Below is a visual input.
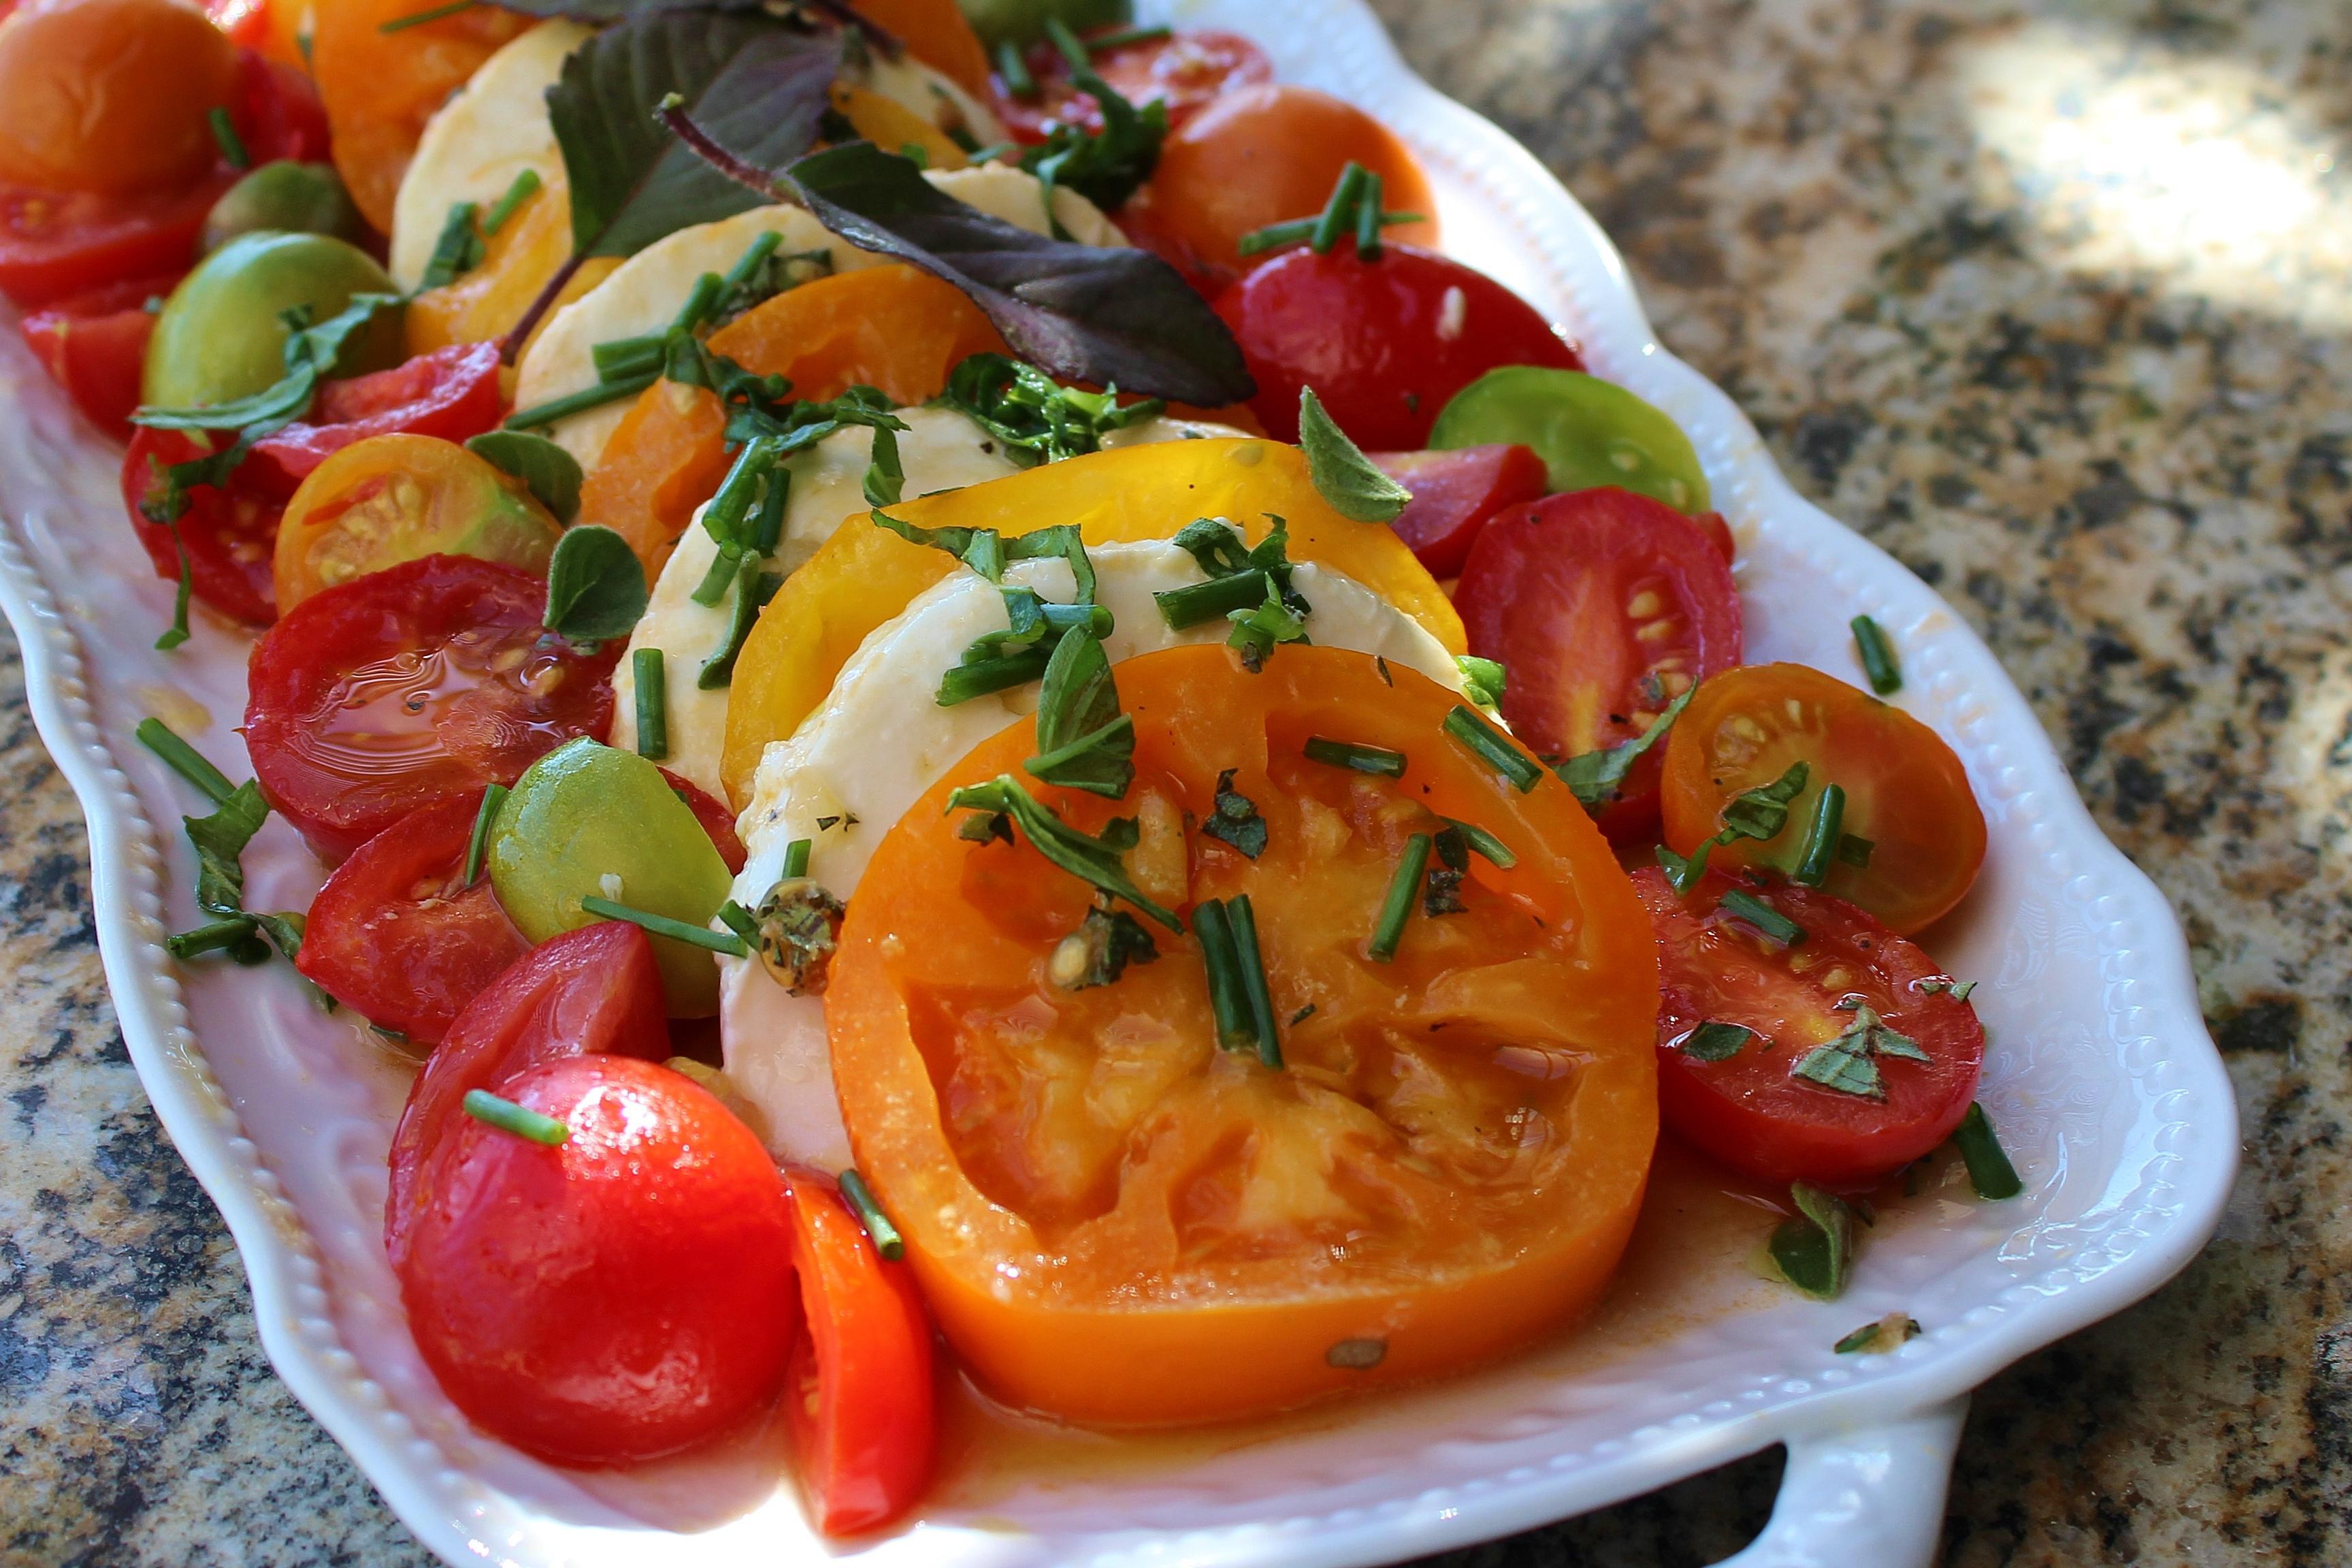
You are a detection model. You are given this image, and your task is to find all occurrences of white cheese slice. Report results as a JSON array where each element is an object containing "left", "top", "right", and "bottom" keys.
[
  {"left": 717, "top": 541, "right": 1465, "bottom": 1169},
  {"left": 858, "top": 52, "right": 1007, "bottom": 148}
]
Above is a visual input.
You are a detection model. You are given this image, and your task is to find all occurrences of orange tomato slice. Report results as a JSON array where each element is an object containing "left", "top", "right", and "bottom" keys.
[
  {"left": 404, "top": 178, "right": 619, "bottom": 359},
  {"left": 831, "top": 82, "right": 968, "bottom": 170},
  {"left": 853, "top": 0, "right": 993, "bottom": 100},
  {"left": 827, "top": 644, "right": 1659, "bottom": 1425}
]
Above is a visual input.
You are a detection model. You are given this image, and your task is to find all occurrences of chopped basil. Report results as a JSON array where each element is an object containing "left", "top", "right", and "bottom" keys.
[
  {"left": 1200, "top": 769, "right": 1267, "bottom": 859},
  {"left": 1851, "top": 613, "right": 1903, "bottom": 695},
  {"left": 958, "top": 810, "right": 1013, "bottom": 846},
  {"left": 1953, "top": 1102, "right": 2023, "bottom": 1199},
  {"left": 837, "top": 1169, "right": 904, "bottom": 1260},
  {"left": 1297, "top": 387, "right": 1410, "bottom": 523},
  {"left": 1369, "top": 832, "right": 1433, "bottom": 962},
  {"left": 1838, "top": 832, "right": 1877, "bottom": 868},
  {"left": 1049, "top": 902, "right": 1161, "bottom": 990},
  {"left": 1681, "top": 1021, "right": 1754, "bottom": 1062},
  {"left": 1026, "top": 630, "right": 1135, "bottom": 799},
  {"left": 1557, "top": 685, "right": 1694, "bottom": 812},
  {"left": 466, "top": 430, "right": 583, "bottom": 522},
  {"left": 461, "top": 1088, "right": 570, "bottom": 1146},
  {"left": 1659, "top": 762, "right": 1812, "bottom": 893},
  {"left": 1769, "top": 1181, "right": 1858, "bottom": 1298},
  {"left": 156, "top": 527, "right": 193, "bottom": 651},
  {"left": 135, "top": 293, "right": 404, "bottom": 437},
  {"left": 543, "top": 525, "right": 650, "bottom": 644},
  {"left": 1791, "top": 1000, "right": 1926, "bottom": 1098},
  {"left": 1021, "top": 19, "right": 1169, "bottom": 218},
  {"left": 1455, "top": 655, "right": 1507, "bottom": 712},
  {"left": 1442, "top": 705, "right": 1543, "bottom": 793},
  {"left": 947, "top": 775, "right": 1179, "bottom": 931},
  {"left": 1302, "top": 736, "right": 1405, "bottom": 778},
  {"left": 932, "top": 353, "right": 1162, "bottom": 466},
  {"left": 1834, "top": 1313, "right": 1921, "bottom": 1355},
  {"left": 747, "top": 877, "right": 847, "bottom": 994}
]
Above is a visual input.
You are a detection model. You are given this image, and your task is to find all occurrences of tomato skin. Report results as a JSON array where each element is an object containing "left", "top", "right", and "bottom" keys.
[
  {"left": 296, "top": 791, "right": 529, "bottom": 1047},
  {"left": 243, "top": 555, "right": 617, "bottom": 860},
  {"left": 385, "top": 920, "right": 670, "bottom": 1266},
  {"left": 225, "top": 48, "right": 331, "bottom": 167},
  {"left": 663, "top": 768, "right": 748, "bottom": 875},
  {"left": 1213, "top": 244, "right": 1579, "bottom": 449},
  {"left": 0, "top": 0, "right": 240, "bottom": 197},
  {"left": 399, "top": 1054, "right": 799, "bottom": 1465},
  {"left": 1633, "top": 866, "right": 1984, "bottom": 1188},
  {"left": 21, "top": 275, "right": 172, "bottom": 435},
  {"left": 1659, "top": 662, "right": 1987, "bottom": 935},
  {"left": 781, "top": 1172, "right": 935, "bottom": 1536},
  {"left": 993, "top": 28, "right": 1271, "bottom": 144},
  {"left": 1371, "top": 444, "right": 1548, "bottom": 579},
  {"left": 120, "top": 425, "right": 283, "bottom": 624},
  {"left": 0, "top": 175, "right": 231, "bottom": 310},
  {"left": 248, "top": 343, "right": 505, "bottom": 498},
  {"left": 1456, "top": 487, "right": 1743, "bottom": 838}
]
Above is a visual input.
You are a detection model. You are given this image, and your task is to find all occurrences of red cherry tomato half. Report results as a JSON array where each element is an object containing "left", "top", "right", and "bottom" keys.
[
  {"left": 782, "top": 1171, "right": 935, "bottom": 1536},
  {"left": 1455, "top": 487, "right": 1742, "bottom": 837},
  {"left": 0, "top": 174, "right": 231, "bottom": 310},
  {"left": 385, "top": 919, "right": 670, "bottom": 1266},
  {"left": 296, "top": 791, "right": 530, "bottom": 1047},
  {"left": 1371, "top": 444, "right": 1548, "bottom": 579},
  {"left": 21, "top": 273, "right": 174, "bottom": 436},
  {"left": 227, "top": 48, "right": 332, "bottom": 168},
  {"left": 244, "top": 555, "right": 617, "bottom": 860},
  {"left": 1633, "top": 865, "right": 1984, "bottom": 1188},
  {"left": 662, "top": 767, "right": 747, "bottom": 875},
  {"left": 120, "top": 425, "right": 284, "bottom": 625},
  {"left": 1213, "top": 242, "right": 1582, "bottom": 449},
  {"left": 992, "top": 28, "right": 1272, "bottom": 144},
  {"left": 248, "top": 344, "right": 506, "bottom": 499},
  {"left": 399, "top": 1054, "right": 798, "bottom": 1465}
]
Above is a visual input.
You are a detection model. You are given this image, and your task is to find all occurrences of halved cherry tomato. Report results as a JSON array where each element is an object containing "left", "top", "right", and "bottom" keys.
[
  {"left": 854, "top": 0, "right": 994, "bottom": 99},
  {"left": 399, "top": 1054, "right": 798, "bottom": 1465},
  {"left": 993, "top": 27, "right": 1271, "bottom": 144},
  {"left": 296, "top": 791, "right": 530, "bottom": 1047},
  {"left": 1215, "top": 244, "right": 1580, "bottom": 448},
  {"left": 227, "top": 48, "right": 332, "bottom": 167},
  {"left": 1633, "top": 866, "right": 1984, "bottom": 1187},
  {"left": 1659, "top": 662, "right": 1987, "bottom": 935},
  {"left": 665, "top": 768, "right": 748, "bottom": 875},
  {"left": 249, "top": 343, "right": 506, "bottom": 497},
  {"left": 1118, "top": 85, "right": 1436, "bottom": 291},
  {"left": 829, "top": 642, "right": 1658, "bottom": 1425},
  {"left": 385, "top": 919, "right": 670, "bottom": 1264},
  {"left": 781, "top": 1171, "right": 934, "bottom": 1535},
  {"left": 1456, "top": 487, "right": 1742, "bottom": 838},
  {"left": 0, "top": 0, "right": 239, "bottom": 197},
  {"left": 21, "top": 274, "right": 173, "bottom": 436},
  {"left": 1431, "top": 367, "right": 1712, "bottom": 516},
  {"left": 1371, "top": 444, "right": 1548, "bottom": 578},
  {"left": 120, "top": 426, "right": 283, "bottom": 624},
  {"left": 0, "top": 176, "right": 231, "bottom": 310},
  {"left": 244, "top": 554, "right": 617, "bottom": 860}
]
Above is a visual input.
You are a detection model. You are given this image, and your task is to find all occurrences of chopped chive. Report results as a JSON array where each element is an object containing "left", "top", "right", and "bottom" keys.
[
  {"left": 1153, "top": 570, "right": 1270, "bottom": 630},
  {"left": 698, "top": 553, "right": 765, "bottom": 690},
  {"left": 1085, "top": 23, "right": 1171, "bottom": 50},
  {"left": 1793, "top": 783, "right": 1846, "bottom": 887},
  {"left": 591, "top": 335, "right": 666, "bottom": 383},
  {"left": 783, "top": 838, "right": 812, "bottom": 879},
  {"left": 155, "top": 524, "right": 193, "bottom": 651},
  {"left": 1852, "top": 615, "right": 1903, "bottom": 695},
  {"left": 480, "top": 168, "right": 542, "bottom": 236},
  {"left": 669, "top": 272, "right": 725, "bottom": 339},
  {"left": 1355, "top": 169, "right": 1385, "bottom": 259},
  {"left": 135, "top": 718, "right": 237, "bottom": 804},
  {"left": 936, "top": 649, "right": 1052, "bottom": 706},
  {"left": 461, "top": 1088, "right": 569, "bottom": 1146},
  {"left": 1838, "top": 832, "right": 1876, "bottom": 868},
  {"left": 208, "top": 108, "right": 250, "bottom": 171},
  {"left": 1718, "top": 887, "right": 1804, "bottom": 945},
  {"left": 749, "top": 466, "right": 790, "bottom": 555},
  {"left": 838, "top": 1169, "right": 905, "bottom": 1260},
  {"left": 719, "top": 230, "right": 783, "bottom": 297},
  {"left": 579, "top": 894, "right": 751, "bottom": 956},
  {"left": 1311, "top": 163, "right": 1370, "bottom": 255},
  {"left": 504, "top": 372, "right": 658, "bottom": 431},
  {"left": 1226, "top": 894, "right": 1282, "bottom": 1069},
  {"left": 1954, "top": 1102, "right": 2022, "bottom": 1199},
  {"left": 419, "top": 201, "right": 483, "bottom": 291},
  {"left": 463, "top": 783, "right": 507, "bottom": 886},
  {"left": 1369, "top": 832, "right": 1433, "bottom": 962},
  {"left": 1303, "top": 736, "right": 1406, "bottom": 778},
  {"left": 690, "top": 543, "right": 742, "bottom": 607},
  {"left": 715, "top": 899, "right": 760, "bottom": 947},
  {"left": 996, "top": 38, "right": 1036, "bottom": 99},
  {"left": 632, "top": 648, "right": 668, "bottom": 760},
  {"left": 378, "top": 0, "right": 474, "bottom": 31},
  {"left": 1192, "top": 899, "right": 1252, "bottom": 1052},
  {"left": 1442, "top": 706, "right": 1543, "bottom": 793},
  {"left": 1236, "top": 218, "right": 1318, "bottom": 257},
  {"left": 699, "top": 435, "right": 785, "bottom": 561},
  {"left": 167, "top": 915, "right": 261, "bottom": 959},
  {"left": 1437, "top": 817, "right": 1517, "bottom": 869},
  {"left": 1041, "top": 16, "right": 1090, "bottom": 71}
]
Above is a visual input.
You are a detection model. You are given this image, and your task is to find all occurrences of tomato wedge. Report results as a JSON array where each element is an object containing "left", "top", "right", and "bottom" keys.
[
  {"left": 781, "top": 1171, "right": 935, "bottom": 1535},
  {"left": 0, "top": 174, "right": 230, "bottom": 311},
  {"left": 665, "top": 768, "right": 748, "bottom": 875},
  {"left": 226, "top": 48, "right": 331, "bottom": 167},
  {"left": 296, "top": 791, "right": 530, "bottom": 1047},
  {"left": 1659, "top": 662, "right": 1986, "bottom": 934},
  {"left": 21, "top": 274, "right": 173, "bottom": 436},
  {"left": 994, "top": 28, "right": 1272, "bottom": 143},
  {"left": 244, "top": 555, "right": 617, "bottom": 860},
  {"left": 1455, "top": 487, "right": 1742, "bottom": 838},
  {"left": 1633, "top": 866, "right": 1984, "bottom": 1187},
  {"left": 249, "top": 343, "right": 506, "bottom": 498},
  {"left": 120, "top": 426, "right": 284, "bottom": 625},
  {"left": 1371, "top": 444, "right": 1548, "bottom": 578}
]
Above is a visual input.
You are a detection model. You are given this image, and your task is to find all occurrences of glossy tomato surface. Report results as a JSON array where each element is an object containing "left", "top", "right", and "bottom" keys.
[
  {"left": 21, "top": 274, "right": 171, "bottom": 435},
  {"left": 244, "top": 555, "right": 617, "bottom": 860},
  {"left": 0, "top": 0, "right": 238, "bottom": 197},
  {"left": 295, "top": 791, "right": 529, "bottom": 1047},
  {"left": 1456, "top": 487, "right": 1742, "bottom": 836},
  {"left": 0, "top": 174, "right": 231, "bottom": 310},
  {"left": 994, "top": 28, "right": 1271, "bottom": 143},
  {"left": 1371, "top": 444, "right": 1548, "bottom": 579},
  {"left": 225, "top": 48, "right": 331, "bottom": 168},
  {"left": 120, "top": 425, "right": 284, "bottom": 625},
  {"left": 250, "top": 343, "right": 506, "bottom": 497},
  {"left": 398, "top": 1054, "right": 798, "bottom": 1465},
  {"left": 664, "top": 768, "right": 748, "bottom": 875},
  {"left": 1634, "top": 866, "right": 1984, "bottom": 1187},
  {"left": 1216, "top": 243, "right": 1581, "bottom": 448}
]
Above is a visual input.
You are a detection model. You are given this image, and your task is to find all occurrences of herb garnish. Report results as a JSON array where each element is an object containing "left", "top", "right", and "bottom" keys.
[
  {"left": 543, "top": 525, "right": 651, "bottom": 644},
  {"left": 1200, "top": 768, "right": 1267, "bottom": 858},
  {"left": 208, "top": 107, "right": 250, "bottom": 172},
  {"left": 1790, "top": 1000, "right": 1925, "bottom": 1097},
  {"left": 581, "top": 894, "right": 752, "bottom": 956},
  {"left": 135, "top": 294, "right": 404, "bottom": 436},
  {"left": 837, "top": 1169, "right": 904, "bottom": 1260},
  {"left": 1455, "top": 655, "right": 1507, "bottom": 713},
  {"left": 1792, "top": 781, "right": 1847, "bottom": 887},
  {"left": 1953, "top": 1102, "right": 2023, "bottom": 1198},
  {"left": 463, "top": 783, "right": 508, "bottom": 887},
  {"left": 481, "top": 169, "right": 543, "bottom": 237},
  {"left": 1438, "top": 816, "right": 1516, "bottom": 868},
  {"left": 1769, "top": 1181, "right": 1859, "bottom": 1298},
  {"left": 1424, "top": 827, "right": 1469, "bottom": 916},
  {"left": 378, "top": 0, "right": 475, "bottom": 33},
  {"left": 1556, "top": 685, "right": 1695, "bottom": 813},
  {"left": 947, "top": 775, "right": 1180, "bottom": 931},
  {"left": 420, "top": 200, "right": 485, "bottom": 291},
  {"left": 1835, "top": 1314, "right": 1921, "bottom": 1355},
  {"left": 1656, "top": 762, "right": 1810, "bottom": 893},
  {"left": 1680, "top": 1021, "right": 1754, "bottom": 1061},
  {"left": 1718, "top": 887, "right": 1806, "bottom": 947},
  {"left": 1193, "top": 895, "right": 1281, "bottom": 1066},
  {"left": 466, "top": 430, "right": 583, "bottom": 521},
  {"left": 1026, "top": 630, "right": 1135, "bottom": 798},
  {"left": 1235, "top": 162, "right": 1426, "bottom": 259},
  {"left": 1049, "top": 902, "right": 1160, "bottom": 990},
  {"left": 1914, "top": 976, "right": 1978, "bottom": 1002},
  {"left": 137, "top": 719, "right": 308, "bottom": 970},
  {"left": 747, "top": 877, "right": 847, "bottom": 993},
  {"left": 932, "top": 353, "right": 1161, "bottom": 465},
  {"left": 1851, "top": 613, "right": 1902, "bottom": 694},
  {"left": 698, "top": 554, "right": 782, "bottom": 689},
  {"left": 1019, "top": 19, "right": 1168, "bottom": 220},
  {"left": 1369, "top": 832, "right": 1433, "bottom": 962},
  {"left": 1442, "top": 705, "right": 1544, "bottom": 793},
  {"left": 1297, "top": 387, "right": 1410, "bottom": 523},
  {"left": 1152, "top": 517, "right": 1313, "bottom": 669},
  {"left": 1303, "top": 737, "right": 1405, "bottom": 778},
  {"left": 461, "top": 1088, "right": 570, "bottom": 1147}
]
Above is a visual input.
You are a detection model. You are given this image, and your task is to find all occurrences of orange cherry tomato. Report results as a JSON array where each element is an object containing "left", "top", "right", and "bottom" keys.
[
  {"left": 0, "top": 0, "right": 240, "bottom": 196},
  {"left": 1659, "top": 662, "right": 1987, "bottom": 935},
  {"left": 577, "top": 264, "right": 1006, "bottom": 576},
  {"left": 828, "top": 643, "right": 1659, "bottom": 1426},
  {"left": 853, "top": 0, "right": 992, "bottom": 99},
  {"left": 1120, "top": 84, "right": 1437, "bottom": 291}
]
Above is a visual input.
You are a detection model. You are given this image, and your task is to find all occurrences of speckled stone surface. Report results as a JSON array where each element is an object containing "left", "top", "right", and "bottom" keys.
[{"left": 3, "top": 0, "right": 2345, "bottom": 1562}]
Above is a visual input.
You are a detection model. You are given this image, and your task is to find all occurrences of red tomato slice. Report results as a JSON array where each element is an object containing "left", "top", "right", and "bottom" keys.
[
  {"left": 244, "top": 555, "right": 618, "bottom": 860},
  {"left": 227, "top": 48, "right": 332, "bottom": 167},
  {"left": 1633, "top": 865, "right": 1984, "bottom": 1188},
  {"left": 248, "top": 344, "right": 506, "bottom": 498},
  {"left": 383, "top": 919, "right": 670, "bottom": 1267},
  {"left": 992, "top": 28, "right": 1272, "bottom": 144},
  {"left": 781, "top": 1171, "right": 935, "bottom": 1537},
  {"left": 296, "top": 791, "right": 531, "bottom": 1047},
  {"left": 1371, "top": 444, "right": 1548, "bottom": 578},
  {"left": 1456, "top": 487, "right": 1742, "bottom": 837},
  {"left": 399, "top": 1054, "right": 798, "bottom": 1465},
  {"left": 120, "top": 425, "right": 284, "bottom": 625},
  {"left": 662, "top": 767, "right": 747, "bottom": 875},
  {"left": 0, "top": 174, "right": 231, "bottom": 310},
  {"left": 21, "top": 274, "right": 173, "bottom": 436}
]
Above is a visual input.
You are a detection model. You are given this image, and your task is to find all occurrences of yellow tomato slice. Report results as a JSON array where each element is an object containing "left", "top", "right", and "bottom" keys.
[
  {"left": 404, "top": 180, "right": 620, "bottom": 359},
  {"left": 830, "top": 83, "right": 968, "bottom": 170},
  {"left": 827, "top": 644, "right": 1659, "bottom": 1424},
  {"left": 719, "top": 438, "right": 1467, "bottom": 806}
]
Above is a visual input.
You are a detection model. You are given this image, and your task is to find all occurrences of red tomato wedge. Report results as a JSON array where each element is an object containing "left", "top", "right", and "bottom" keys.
[
  {"left": 243, "top": 555, "right": 617, "bottom": 860},
  {"left": 1456, "top": 487, "right": 1743, "bottom": 837},
  {"left": 781, "top": 1171, "right": 935, "bottom": 1537},
  {"left": 664, "top": 768, "right": 747, "bottom": 875},
  {"left": 1633, "top": 866, "right": 1984, "bottom": 1188},
  {"left": 21, "top": 274, "right": 172, "bottom": 436},
  {"left": 295, "top": 791, "right": 530, "bottom": 1046},
  {"left": 398, "top": 1054, "right": 798, "bottom": 1465},
  {"left": 121, "top": 426, "right": 284, "bottom": 625},
  {"left": 226, "top": 48, "right": 331, "bottom": 167},
  {"left": 0, "top": 174, "right": 231, "bottom": 310},
  {"left": 384, "top": 919, "right": 669, "bottom": 1267},
  {"left": 1213, "top": 243, "right": 1581, "bottom": 448},
  {"left": 1371, "top": 444, "right": 1548, "bottom": 578},
  {"left": 994, "top": 28, "right": 1272, "bottom": 144},
  {"left": 249, "top": 344, "right": 506, "bottom": 499}
]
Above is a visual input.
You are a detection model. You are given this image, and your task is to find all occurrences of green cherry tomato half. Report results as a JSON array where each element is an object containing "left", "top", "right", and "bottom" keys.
[
  {"left": 202, "top": 161, "right": 366, "bottom": 255},
  {"left": 1428, "top": 367, "right": 1712, "bottom": 515},
  {"left": 144, "top": 231, "right": 404, "bottom": 409},
  {"left": 489, "top": 739, "right": 735, "bottom": 1018},
  {"left": 956, "top": 0, "right": 1130, "bottom": 50}
]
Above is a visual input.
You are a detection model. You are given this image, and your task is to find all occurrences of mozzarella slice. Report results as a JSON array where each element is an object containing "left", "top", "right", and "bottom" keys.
[
  {"left": 389, "top": 20, "right": 592, "bottom": 293},
  {"left": 857, "top": 51, "right": 1007, "bottom": 148},
  {"left": 612, "top": 406, "right": 1024, "bottom": 796},
  {"left": 718, "top": 541, "right": 1465, "bottom": 1168}
]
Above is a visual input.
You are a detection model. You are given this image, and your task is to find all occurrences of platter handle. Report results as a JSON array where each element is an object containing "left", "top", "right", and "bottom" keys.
[{"left": 1713, "top": 1396, "right": 1968, "bottom": 1568}]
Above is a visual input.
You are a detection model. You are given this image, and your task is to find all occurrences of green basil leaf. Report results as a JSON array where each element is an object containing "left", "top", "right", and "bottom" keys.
[
  {"left": 1455, "top": 655, "right": 1507, "bottom": 712},
  {"left": 466, "top": 430, "right": 585, "bottom": 522},
  {"left": 1557, "top": 684, "right": 1695, "bottom": 811},
  {"left": 1769, "top": 1181, "right": 1858, "bottom": 1298},
  {"left": 1680, "top": 1021, "right": 1753, "bottom": 1062},
  {"left": 1016, "top": 53, "right": 1166, "bottom": 215},
  {"left": 544, "top": 525, "right": 650, "bottom": 642},
  {"left": 133, "top": 293, "right": 404, "bottom": 433},
  {"left": 1298, "top": 387, "right": 1411, "bottom": 523},
  {"left": 1720, "top": 762, "right": 1810, "bottom": 840},
  {"left": 1200, "top": 768, "right": 1267, "bottom": 858},
  {"left": 185, "top": 781, "right": 270, "bottom": 919},
  {"left": 1025, "top": 628, "right": 1133, "bottom": 798}
]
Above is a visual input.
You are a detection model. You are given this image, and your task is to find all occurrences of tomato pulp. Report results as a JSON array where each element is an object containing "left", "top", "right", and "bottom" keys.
[
  {"left": 1371, "top": 444, "right": 1549, "bottom": 579},
  {"left": 250, "top": 343, "right": 506, "bottom": 498},
  {"left": 120, "top": 426, "right": 286, "bottom": 625},
  {"left": 21, "top": 274, "right": 173, "bottom": 435}
]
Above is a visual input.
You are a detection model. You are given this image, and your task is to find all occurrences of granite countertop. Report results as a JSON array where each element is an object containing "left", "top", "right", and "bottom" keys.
[{"left": 2, "top": 0, "right": 2341, "bottom": 1561}]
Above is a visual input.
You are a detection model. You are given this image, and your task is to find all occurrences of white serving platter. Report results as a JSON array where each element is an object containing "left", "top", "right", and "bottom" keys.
[{"left": 0, "top": 1, "right": 2238, "bottom": 1564}]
